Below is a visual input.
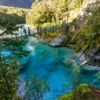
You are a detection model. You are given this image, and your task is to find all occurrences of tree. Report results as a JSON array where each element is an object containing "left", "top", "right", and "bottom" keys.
[
  {"left": 0, "top": 20, "right": 26, "bottom": 100},
  {"left": 0, "top": 53, "right": 21, "bottom": 100},
  {"left": 26, "top": 0, "right": 71, "bottom": 26},
  {"left": 26, "top": 0, "right": 55, "bottom": 27},
  {"left": 26, "top": 77, "right": 50, "bottom": 100},
  {"left": 0, "top": 20, "right": 18, "bottom": 35}
]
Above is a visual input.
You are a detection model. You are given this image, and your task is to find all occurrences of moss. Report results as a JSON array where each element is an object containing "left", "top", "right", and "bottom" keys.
[{"left": 59, "top": 84, "right": 93, "bottom": 100}]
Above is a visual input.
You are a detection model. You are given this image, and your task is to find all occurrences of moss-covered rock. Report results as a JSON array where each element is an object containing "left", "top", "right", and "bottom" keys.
[{"left": 59, "top": 84, "right": 100, "bottom": 100}]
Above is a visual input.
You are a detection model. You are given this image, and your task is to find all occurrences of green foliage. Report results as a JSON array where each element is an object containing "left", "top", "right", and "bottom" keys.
[
  {"left": 26, "top": 0, "right": 86, "bottom": 43},
  {"left": 26, "top": 0, "right": 71, "bottom": 27},
  {"left": 26, "top": 0, "right": 55, "bottom": 27},
  {"left": 0, "top": 41, "right": 27, "bottom": 100},
  {"left": 59, "top": 84, "right": 93, "bottom": 100},
  {"left": 0, "top": 6, "right": 28, "bottom": 24},
  {"left": 26, "top": 0, "right": 85, "bottom": 27},
  {"left": 83, "top": 8, "right": 100, "bottom": 39},
  {"left": 69, "top": 0, "right": 83, "bottom": 8},
  {"left": 26, "top": 77, "right": 50, "bottom": 100},
  {"left": 0, "top": 20, "right": 29, "bottom": 100},
  {"left": 70, "top": 2, "right": 100, "bottom": 51},
  {"left": 0, "top": 53, "right": 21, "bottom": 100},
  {"left": 0, "top": 20, "right": 18, "bottom": 34}
]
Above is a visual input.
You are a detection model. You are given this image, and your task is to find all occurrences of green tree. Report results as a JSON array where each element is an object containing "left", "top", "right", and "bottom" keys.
[
  {"left": 26, "top": 0, "right": 70, "bottom": 26},
  {"left": 27, "top": 0, "right": 55, "bottom": 27},
  {"left": 0, "top": 20, "right": 26, "bottom": 100},
  {"left": 26, "top": 77, "right": 50, "bottom": 100},
  {"left": 0, "top": 53, "right": 21, "bottom": 100}
]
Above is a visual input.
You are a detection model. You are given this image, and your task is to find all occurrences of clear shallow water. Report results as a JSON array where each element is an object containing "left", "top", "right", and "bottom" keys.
[{"left": 18, "top": 37, "right": 100, "bottom": 100}]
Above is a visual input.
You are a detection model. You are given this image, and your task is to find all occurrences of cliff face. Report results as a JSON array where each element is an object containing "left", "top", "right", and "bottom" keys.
[
  {"left": 73, "top": 0, "right": 100, "bottom": 49},
  {"left": 76, "top": 0, "right": 100, "bottom": 25},
  {"left": 0, "top": 0, "right": 34, "bottom": 8},
  {"left": 68, "top": 0, "right": 100, "bottom": 65}
]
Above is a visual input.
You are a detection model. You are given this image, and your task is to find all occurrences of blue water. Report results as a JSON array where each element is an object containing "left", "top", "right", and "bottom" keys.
[
  {"left": 1, "top": 37, "right": 100, "bottom": 99},
  {"left": 17, "top": 37, "right": 100, "bottom": 100}
]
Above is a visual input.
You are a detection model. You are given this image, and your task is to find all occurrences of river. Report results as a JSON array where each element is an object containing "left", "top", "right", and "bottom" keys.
[{"left": 17, "top": 37, "right": 100, "bottom": 100}]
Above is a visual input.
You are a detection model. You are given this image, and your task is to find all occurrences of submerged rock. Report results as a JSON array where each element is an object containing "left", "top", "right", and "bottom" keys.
[
  {"left": 82, "top": 65, "right": 100, "bottom": 71},
  {"left": 62, "top": 57, "right": 76, "bottom": 67}
]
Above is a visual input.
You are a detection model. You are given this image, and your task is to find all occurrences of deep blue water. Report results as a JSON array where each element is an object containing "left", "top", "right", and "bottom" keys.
[
  {"left": 18, "top": 37, "right": 100, "bottom": 100},
  {"left": 1, "top": 37, "right": 100, "bottom": 100}
]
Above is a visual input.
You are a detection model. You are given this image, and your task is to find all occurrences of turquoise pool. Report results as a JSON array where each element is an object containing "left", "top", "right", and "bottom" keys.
[{"left": 18, "top": 37, "right": 100, "bottom": 100}]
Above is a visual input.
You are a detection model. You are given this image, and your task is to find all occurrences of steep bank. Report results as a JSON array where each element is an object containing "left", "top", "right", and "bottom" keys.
[{"left": 66, "top": 0, "right": 100, "bottom": 66}]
